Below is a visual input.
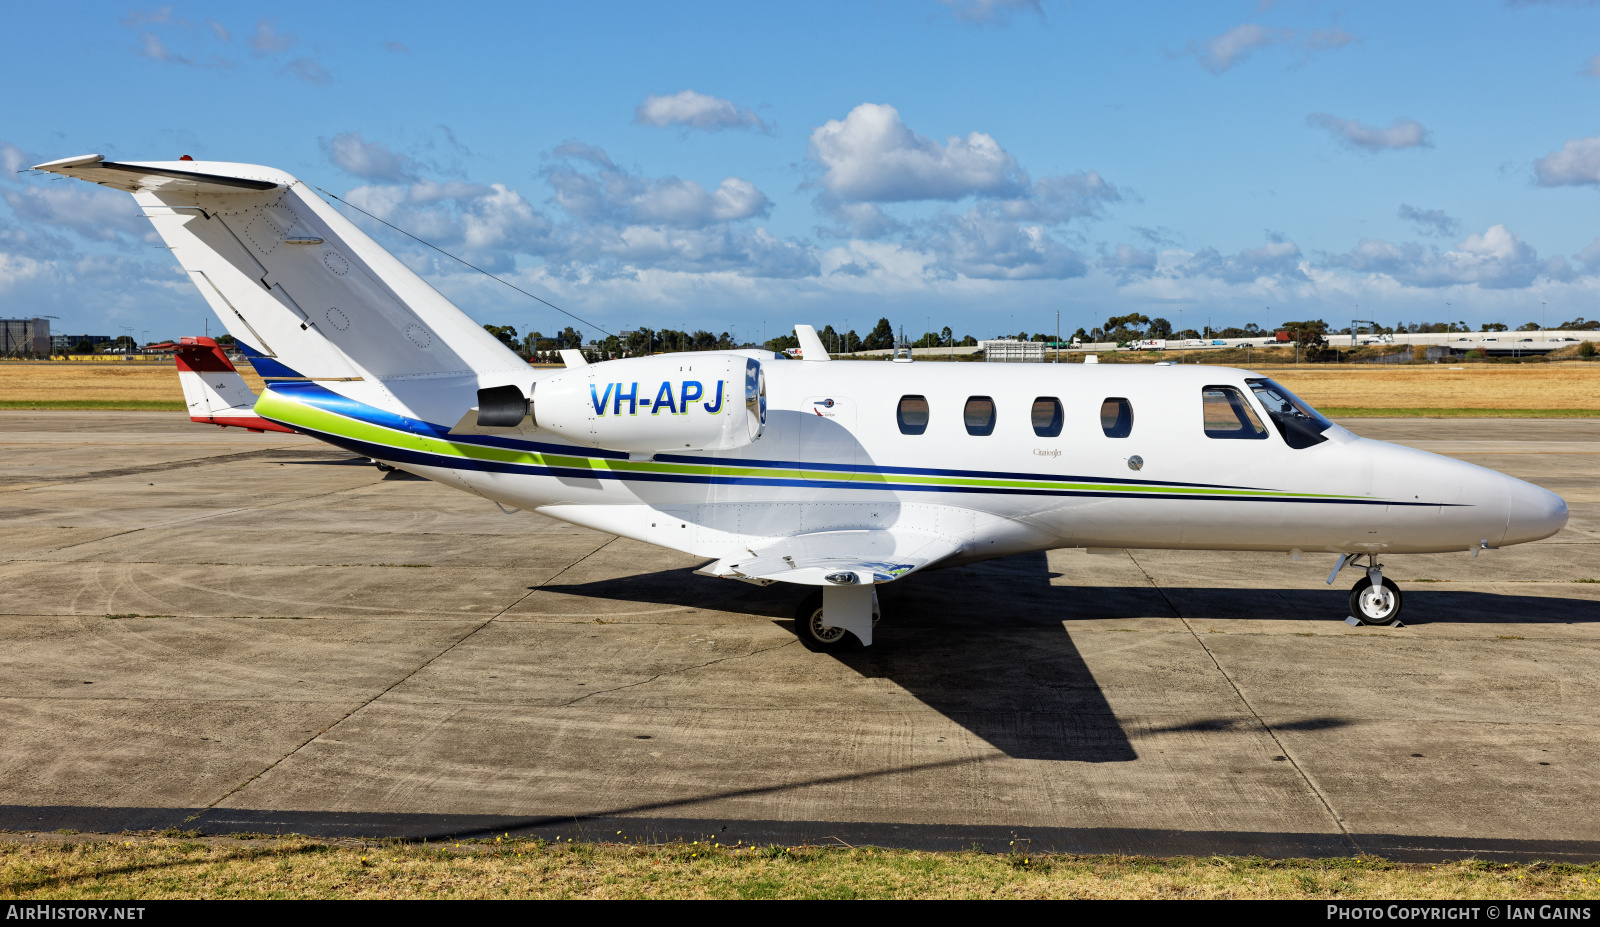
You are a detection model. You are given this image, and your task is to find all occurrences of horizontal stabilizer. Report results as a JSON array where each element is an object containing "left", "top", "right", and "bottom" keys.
[
  {"left": 31, "top": 155, "right": 282, "bottom": 194},
  {"left": 696, "top": 528, "right": 961, "bottom": 586}
]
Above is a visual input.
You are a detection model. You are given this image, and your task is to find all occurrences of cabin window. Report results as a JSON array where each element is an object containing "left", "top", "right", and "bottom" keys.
[
  {"left": 897, "top": 395, "right": 929, "bottom": 435},
  {"left": 1031, "top": 397, "right": 1064, "bottom": 437},
  {"left": 1202, "top": 386, "right": 1268, "bottom": 439},
  {"left": 964, "top": 396, "right": 997, "bottom": 436},
  {"left": 1246, "top": 378, "right": 1332, "bottom": 449},
  {"left": 1100, "top": 398, "right": 1133, "bottom": 438}
]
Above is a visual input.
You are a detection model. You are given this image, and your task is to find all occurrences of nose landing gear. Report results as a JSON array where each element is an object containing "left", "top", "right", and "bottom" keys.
[{"left": 1328, "top": 553, "right": 1404, "bottom": 627}]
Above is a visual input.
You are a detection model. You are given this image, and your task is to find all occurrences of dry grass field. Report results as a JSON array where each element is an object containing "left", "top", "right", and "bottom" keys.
[
  {"left": 0, "top": 361, "right": 263, "bottom": 409},
  {"left": 1265, "top": 363, "right": 1600, "bottom": 413},
  {"left": 0, "top": 358, "right": 1595, "bottom": 413},
  {"left": 5, "top": 836, "right": 1600, "bottom": 900}
]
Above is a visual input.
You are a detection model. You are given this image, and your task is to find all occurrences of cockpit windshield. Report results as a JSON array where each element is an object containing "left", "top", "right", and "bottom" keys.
[{"left": 1245, "top": 378, "right": 1333, "bottom": 449}]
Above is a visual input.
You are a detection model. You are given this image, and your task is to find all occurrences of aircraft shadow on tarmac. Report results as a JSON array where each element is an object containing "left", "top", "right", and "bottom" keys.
[
  {"left": 544, "top": 549, "right": 1599, "bottom": 764},
  {"left": 546, "top": 550, "right": 1139, "bottom": 763}
]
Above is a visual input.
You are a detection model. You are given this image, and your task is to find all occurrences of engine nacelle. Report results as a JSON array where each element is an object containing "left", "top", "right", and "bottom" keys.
[{"left": 523, "top": 353, "right": 766, "bottom": 454}]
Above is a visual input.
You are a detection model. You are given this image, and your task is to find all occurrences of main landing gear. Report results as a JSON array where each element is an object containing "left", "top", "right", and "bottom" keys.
[
  {"left": 1328, "top": 553, "right": 1403, "bottom": 627},
  {"left": 793, "top": 588, "right": 881, "bottom": 652}
]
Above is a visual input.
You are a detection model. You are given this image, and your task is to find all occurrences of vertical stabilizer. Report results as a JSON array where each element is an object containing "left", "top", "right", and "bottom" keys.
[{"left": 31, "top": 156, "right": 530, "bottom": 419}]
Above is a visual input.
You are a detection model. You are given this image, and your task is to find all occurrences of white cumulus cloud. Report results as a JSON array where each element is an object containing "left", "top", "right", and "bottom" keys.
[
  {"left": 635, "top": 90, "right": 768, "bottom": 133},
  {"left": 543, "top": 147, "right": 771, "bottom": 229},
  {"left": 808, "top": 103, "right": 1026, "bottom": 203},
  {"left": 1534, "top": 134, "right": 1600, "bottom": 186},
  {"left": 1324, "top": 224, "right": 1564, "bottom": 289},
  {"left": 920, "top": 210, "right": 1088, "bottom": 280},
  {"left": 1, "top": 183, "right": 152, "bottom": 244},
  {"left": 537, "top": 143, "right": 807, "bottom": 278},
  {"left": 1307, "top": 114, "right": 1432, "bottom": 152},
  {"left": 1101, "top": 243, "right": 1158, "bottom": 282},
  {"left": 1184, "top": 238, "right": 1307, "bottom": 284}
]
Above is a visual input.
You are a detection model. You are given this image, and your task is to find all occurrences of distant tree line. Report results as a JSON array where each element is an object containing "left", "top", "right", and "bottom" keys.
[{"left": 763, "top": 318, "right": 979, "bottom": 354}]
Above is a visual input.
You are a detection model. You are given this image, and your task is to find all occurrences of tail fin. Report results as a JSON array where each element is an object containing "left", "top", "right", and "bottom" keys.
[
  {"left": 173, "top": 336, "right": 294, "bottom": 433},
  {"left": 32, "top": 155, "right": 527, "bottom": 412}
]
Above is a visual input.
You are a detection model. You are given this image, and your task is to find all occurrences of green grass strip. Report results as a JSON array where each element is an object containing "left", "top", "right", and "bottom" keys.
[
  {"left": 0, "top": 399, "right": 187, "bottom": 411},
  {"left": 1324, "top": 407, "right": 1600, "bottom": 418}
]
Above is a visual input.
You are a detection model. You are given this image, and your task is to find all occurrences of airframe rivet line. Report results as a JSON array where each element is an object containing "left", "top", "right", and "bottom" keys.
[
  {"left": 1122, "top": 550, "right": 1362, "bottom": 853},
  {"left": 189, "top": 531, "right": 622, "bottom": 817}
]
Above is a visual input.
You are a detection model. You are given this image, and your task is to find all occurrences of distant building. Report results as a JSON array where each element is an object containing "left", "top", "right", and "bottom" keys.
[
  {"left": 0, "top": 318, "right": 51, "bottom": 356},
  {"left": 51, "top": 334, "right": 112, "bottom": 352},
  {"left": 979, "top": 338, "right": 1046, "bottom": 363}
]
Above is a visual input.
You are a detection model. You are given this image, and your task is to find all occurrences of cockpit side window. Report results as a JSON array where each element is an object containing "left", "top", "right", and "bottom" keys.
[
  {"left": 897, "top": 395, "right": 929, "bottom": 435},
  {"left": 1202, "top": 386, "right": 1268, "bottom": 439},
  {"left": 1100, "top": 398, "right": 1133, "bottom": 438},
  {"left": 1246, "top": 377, "right": 1332, "bottom": 449}
]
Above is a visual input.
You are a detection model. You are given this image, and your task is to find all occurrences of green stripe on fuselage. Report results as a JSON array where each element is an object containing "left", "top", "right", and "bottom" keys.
[{"left": 255, "top": 387, "right": 1364, "bottom": 501}]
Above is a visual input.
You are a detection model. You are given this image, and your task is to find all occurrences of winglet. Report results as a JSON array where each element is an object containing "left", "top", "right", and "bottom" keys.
[
  {"left": 558, "top": 349, "right": 588, "bottom": 368},
  {"left": 794, "top": 324, "right": 831, "bottom": 362}
]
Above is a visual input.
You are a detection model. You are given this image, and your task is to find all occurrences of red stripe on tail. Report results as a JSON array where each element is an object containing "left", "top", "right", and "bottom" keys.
[
  {"left": 191, "top": 414, "right": 296, "bottom": 434},
  {"left": 174, "top": 336, "right": 237, "bottom": 374}
]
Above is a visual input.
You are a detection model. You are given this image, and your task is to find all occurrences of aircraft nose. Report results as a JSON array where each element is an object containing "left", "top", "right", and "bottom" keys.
[{"left": 1502, "top": 478, "right": 1568, "bottom": 546}]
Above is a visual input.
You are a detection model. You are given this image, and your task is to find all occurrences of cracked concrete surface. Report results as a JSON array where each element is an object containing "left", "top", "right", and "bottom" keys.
[{"left": 0, "top": 412, "right": 1597, "bottom": 856}]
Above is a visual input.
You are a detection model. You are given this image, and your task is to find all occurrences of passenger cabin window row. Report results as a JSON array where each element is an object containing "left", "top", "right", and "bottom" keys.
[
  {"left": 894, "top": 378, "right": 1331, "bottom": 448},
  {"left": 896, "top": 394, "right": 1129, "bottom": 438}
]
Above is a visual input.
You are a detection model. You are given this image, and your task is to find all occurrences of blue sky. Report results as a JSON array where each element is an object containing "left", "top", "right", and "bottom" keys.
[{"left": 4, "top": 0, "right": 1600, "bottom": 343}]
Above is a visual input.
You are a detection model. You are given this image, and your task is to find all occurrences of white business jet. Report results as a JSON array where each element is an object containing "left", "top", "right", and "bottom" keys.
[{"left": 33, "top": 155, "right": 1569, "bottom": 648}]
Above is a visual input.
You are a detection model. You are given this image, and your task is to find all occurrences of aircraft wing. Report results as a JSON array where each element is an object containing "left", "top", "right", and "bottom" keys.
[{"left": 695, "top": 528, "right": 963, "bottom": 586}]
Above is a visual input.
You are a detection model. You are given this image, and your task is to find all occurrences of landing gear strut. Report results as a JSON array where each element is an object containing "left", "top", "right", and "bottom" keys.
[{"left": 1328, "top": 553, "right": 1403, "bottom": 626}]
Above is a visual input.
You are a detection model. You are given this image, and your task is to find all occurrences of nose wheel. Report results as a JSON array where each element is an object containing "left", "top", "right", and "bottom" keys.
[
  {"left": 1349, "top": 574, "right": 1403, "bottom": 625},
  {"left": 1329, "top": 553, "right": 1405, "bottom": 626}
]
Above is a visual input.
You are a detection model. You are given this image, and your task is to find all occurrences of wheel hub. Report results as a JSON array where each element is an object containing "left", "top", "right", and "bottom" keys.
[
  {"left": 809, "top": 611, "right": 846, "bottom": 643},
  {"left": 1360, "top": 587, "right": 1393, "bottom": 618}
]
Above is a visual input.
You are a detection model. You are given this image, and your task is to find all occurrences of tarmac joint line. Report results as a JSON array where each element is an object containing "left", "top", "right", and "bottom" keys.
[
  {"left": 187, "top": 533, "right": 621, "bottom": 819},
  {"left": 1123, "top": 549, "right": 1363, "bottom": 854}
]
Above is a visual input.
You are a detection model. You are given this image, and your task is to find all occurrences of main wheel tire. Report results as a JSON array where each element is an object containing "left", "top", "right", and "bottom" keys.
[
  {"left": 1349, "top": 575, "right": 1403, "bottom": 624},
  {"left": 794, "top": 590, "right": 858, "bottom": 652}
]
